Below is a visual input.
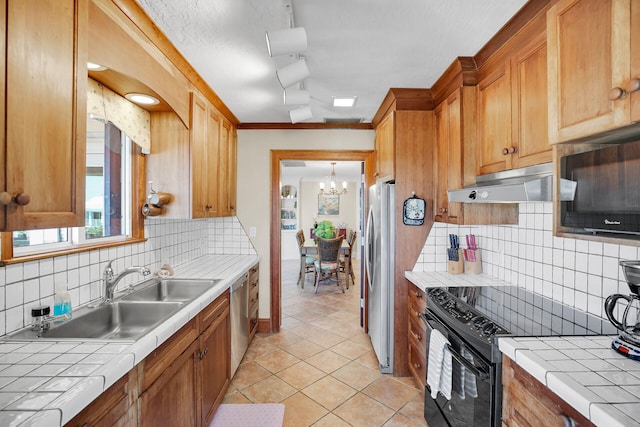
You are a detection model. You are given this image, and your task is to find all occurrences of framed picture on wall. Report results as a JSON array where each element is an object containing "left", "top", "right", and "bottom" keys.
[{"left": 318, "top": 194, "right": 340, "bottom": 215}]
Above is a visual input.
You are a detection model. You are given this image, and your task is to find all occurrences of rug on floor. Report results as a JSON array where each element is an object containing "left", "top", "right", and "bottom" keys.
[{"left": 209, "top": 403, "right": 285, "bottom": 427}]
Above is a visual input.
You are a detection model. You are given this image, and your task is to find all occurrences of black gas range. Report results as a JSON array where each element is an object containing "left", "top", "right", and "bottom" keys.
[{"left": 420, "top": 285, "right": 616, "bottom": 427}]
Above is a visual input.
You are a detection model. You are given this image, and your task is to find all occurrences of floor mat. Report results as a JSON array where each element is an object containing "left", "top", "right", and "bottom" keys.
[{"left": 209, "top": 403, "right": 285, "bottom": 427}]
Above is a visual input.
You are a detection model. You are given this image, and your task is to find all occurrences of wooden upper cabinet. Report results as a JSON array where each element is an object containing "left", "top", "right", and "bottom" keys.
[
  {"left": 191, "top": 92, "right": 220, "bottom": 218},
  {"left": 511, "top": 38, "right": 550, "bottom": 168},
  {"left": 375, "top": 113, "right": 395, "bottom": 180},
  {"left": 477, "top": 64, "right": 513, "bottom": 175},
  {"left": 434, "top": 87, "right": 475, "bottom": 224},
  {"left": 1, "top": 0, "right": 87, "bottom": 231},
  {"left": 547, "top": 0, "right": 637, "bottom": 143},
  {"left": 218, "top": 119, "right": 236, "bottom": 217},
  {"left": 477, "top": 34, "right": 550, "bottom": 175}
]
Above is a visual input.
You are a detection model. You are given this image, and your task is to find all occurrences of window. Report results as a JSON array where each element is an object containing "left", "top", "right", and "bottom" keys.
[{"left": 12, "top": 117, "right": 133, "bottom": 255}]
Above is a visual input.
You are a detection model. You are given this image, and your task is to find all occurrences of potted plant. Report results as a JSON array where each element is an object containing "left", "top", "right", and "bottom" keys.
[{"left": 314, "top": 220, "right": 336, "bottom": 240}]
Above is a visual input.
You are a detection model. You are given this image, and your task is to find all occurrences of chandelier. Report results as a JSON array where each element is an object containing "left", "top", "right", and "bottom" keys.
[{"left": 319, "top": 162, "right": 347, "bottom": 195}]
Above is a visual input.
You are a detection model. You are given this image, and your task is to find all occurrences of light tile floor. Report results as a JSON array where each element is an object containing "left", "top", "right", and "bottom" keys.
[{"left": 223, "top": 258, "right": 428, "bottom": 427}]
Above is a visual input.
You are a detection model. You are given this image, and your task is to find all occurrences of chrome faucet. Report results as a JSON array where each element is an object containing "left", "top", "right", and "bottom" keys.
[{"left": 103, "top": 260, "right": 151, "bottom": 302}]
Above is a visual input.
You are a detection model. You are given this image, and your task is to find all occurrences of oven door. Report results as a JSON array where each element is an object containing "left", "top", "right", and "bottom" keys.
[{"left": 420, "top": 310, "right": 497, "bottom": 427}]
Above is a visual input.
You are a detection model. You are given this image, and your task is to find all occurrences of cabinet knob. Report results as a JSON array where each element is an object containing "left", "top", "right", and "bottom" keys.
[
  {"left": 415, "top": 292, "right": 422, "bottom": 298},
  {"left": 0, "top": 192, "right": 12, "bottom": 206},
  {"left": 627, "top": 78, "right": 640, "bottom": 94},
  {"left": 414, "top": 363, "right": 421, "bottom": 370},
  {"left": 205, "top": 204, "right": 212, "bottom": 210},
  {"left": 608, "top": 86, "right": 627, "bottom": 100},
  {"left": 502, "top": 146, "right": 517, "bottom": 155}
]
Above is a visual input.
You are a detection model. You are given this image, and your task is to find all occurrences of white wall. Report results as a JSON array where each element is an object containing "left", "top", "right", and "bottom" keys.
[
  {"left": 414, "top": 202, "right": 637, "bottom": 320},
  {"left": 236, "top": 129, "right": 374, "bottom": 317}
]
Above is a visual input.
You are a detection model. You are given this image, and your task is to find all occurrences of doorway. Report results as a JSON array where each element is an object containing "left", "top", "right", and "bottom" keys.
[{"left": 269, "top": 150, "right": 375, "bottom": 333}]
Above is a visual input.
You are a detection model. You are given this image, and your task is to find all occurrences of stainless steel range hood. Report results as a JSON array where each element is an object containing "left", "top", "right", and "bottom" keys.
[{"left": 447, "top": 163, "right": 577, "bottom": 203}]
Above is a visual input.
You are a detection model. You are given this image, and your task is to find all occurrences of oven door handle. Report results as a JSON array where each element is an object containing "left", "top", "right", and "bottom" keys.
[{"left": 419, "top": 312, "right": 490, "bottom": 381}]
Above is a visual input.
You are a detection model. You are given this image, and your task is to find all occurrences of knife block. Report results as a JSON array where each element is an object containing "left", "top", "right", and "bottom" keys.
[
  {"left": 465, "top": 251, "right": 482, "bottom": 275},
  {"left": 447, "top": 249, "right": 464, "bottom": 275}
]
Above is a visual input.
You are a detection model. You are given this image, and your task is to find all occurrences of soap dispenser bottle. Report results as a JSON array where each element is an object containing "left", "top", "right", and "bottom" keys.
[{"left": 53, "top": 283, "right": 72, "bottom": 320}]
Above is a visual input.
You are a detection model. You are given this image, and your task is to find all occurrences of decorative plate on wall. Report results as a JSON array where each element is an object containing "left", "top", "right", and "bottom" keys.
[{"left": 403, "top": 194, "right": 425, "bottom": 226}]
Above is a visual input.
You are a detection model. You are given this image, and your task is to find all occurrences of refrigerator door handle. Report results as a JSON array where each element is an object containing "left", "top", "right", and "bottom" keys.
[{"left": 365, "top": 205, "right": 375, "bottom": 292}]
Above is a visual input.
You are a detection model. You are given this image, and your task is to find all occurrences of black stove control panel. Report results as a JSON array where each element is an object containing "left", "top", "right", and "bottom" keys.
[{"left": 426, "top": 288, "right": 510, "bottom": 344}]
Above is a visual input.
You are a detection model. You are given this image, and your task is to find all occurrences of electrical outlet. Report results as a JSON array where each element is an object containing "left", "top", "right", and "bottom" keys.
[{"left": 250, "top": 227, "right": 256, "bottom": 237}]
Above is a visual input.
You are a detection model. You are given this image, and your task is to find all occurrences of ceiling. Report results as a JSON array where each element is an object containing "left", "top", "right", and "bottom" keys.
[{"left": 135, "top": 0, "right": 528, "bottom": 125}]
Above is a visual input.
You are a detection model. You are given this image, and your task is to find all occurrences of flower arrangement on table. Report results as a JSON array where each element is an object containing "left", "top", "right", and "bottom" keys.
[{"left": 313, "top": 220, "right": 336, "bottom": 240}]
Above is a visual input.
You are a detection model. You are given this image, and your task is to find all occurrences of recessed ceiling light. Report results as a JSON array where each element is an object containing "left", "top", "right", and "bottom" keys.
[
  {"left": 87, "top": 62, "right": 107, "bottom": 71},
  {"left": 332, "top": 97, "right": 357, "bottom": 108},
  {"left": 125, "top": 93, "right": 160, "bottom": 105}
]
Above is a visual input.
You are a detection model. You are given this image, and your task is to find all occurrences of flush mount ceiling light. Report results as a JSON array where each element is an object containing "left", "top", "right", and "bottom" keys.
[
  {"left": 276, "top": 58, "right": 310, "bottom": 88},
  {"left": 284, "top": 88, "right": 310, "bottom": 105},
  {"left": 289, "top": 106, "right": 312, "bottom": 124},
  {"left": 319, "top": 162, "right": 347, "bottom": 196},
  {"left": 87, "top": 62, "right": 107, "bottom": 71},
  {"left": 125, "top": 93, "right": 160, "bottom": 105},
  {"left": 332, "top": 96, "right": 358, "bottom": 108},
  {"left": 265, "top": 27, "right": 307, "bottom": 57}
]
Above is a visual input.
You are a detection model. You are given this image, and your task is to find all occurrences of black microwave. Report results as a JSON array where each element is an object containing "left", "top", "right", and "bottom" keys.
[{"left": 560, "top": 140, "right": 640, "bottom": 236}]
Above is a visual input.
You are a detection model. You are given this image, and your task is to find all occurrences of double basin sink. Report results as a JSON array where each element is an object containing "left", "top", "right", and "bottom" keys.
[{"left": 7, "top": 278, "right": 219, "bottom": 341}]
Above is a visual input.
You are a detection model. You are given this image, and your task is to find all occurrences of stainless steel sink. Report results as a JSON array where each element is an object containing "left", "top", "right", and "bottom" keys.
[
  {"left": 8, "top": 301, "right": 184, "bottom": 341},
  {"left": 5, "top": 277, "right": 218, "bottom": 341},
  {"left": 122, "top": 278, "right": 218, "bottom": 302}
]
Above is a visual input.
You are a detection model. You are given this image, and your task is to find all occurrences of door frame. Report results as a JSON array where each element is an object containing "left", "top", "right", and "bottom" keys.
[{"left": 269, "top": 149, "right": 375, "bottom": 332}]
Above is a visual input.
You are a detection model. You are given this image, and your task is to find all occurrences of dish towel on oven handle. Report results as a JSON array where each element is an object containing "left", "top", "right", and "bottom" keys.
[
  {"left": 427, "top": 329, "right": 452, "bottom": 400},
  {"left": 455, "top": 347, "right": 478, "bottom": 399}
]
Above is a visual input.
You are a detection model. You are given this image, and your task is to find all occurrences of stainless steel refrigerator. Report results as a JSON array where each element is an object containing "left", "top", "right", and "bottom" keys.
[{"left": 365, "top": 181, "right": 395, "bottom": 374}]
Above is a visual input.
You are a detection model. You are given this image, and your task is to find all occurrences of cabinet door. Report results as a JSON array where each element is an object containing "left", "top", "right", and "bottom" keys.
[
  {"left": 248, "top": 264, "right": 259, "bottom": 342},
  {"left": 511, "top": 39, "right": 551, "bottom": 168},
  {"left": 434, "top": 102, "right": 449, "bottom": 222},
  {"left": 547, "top": 0, "right": 632, "bottom": 144},
  {"left": 139, "top": 340, "right": 199, "bottom": 427},
  {"left": 199, "top": 299, "right": 230, "bottom": 426},
  {"left": 477, "top": 64, "right": 512, "bottom": 175},
  {"left": 375, "top": 113, "right": 395, "bottom": 180},
  {"left": 191, "top": 92, "right": 209, "bottom": 218},
  {"left": 205, "top": 107, "right": 220, "bottom": 217},
  {"left": 3, "top": 0, "right": 87, "bottom": 231},
  {"left": 445, "top": 90, "right": 465, "bottom": 223},
  {"left": 218, "top": 119, "right": 233, "bottom": 216}
]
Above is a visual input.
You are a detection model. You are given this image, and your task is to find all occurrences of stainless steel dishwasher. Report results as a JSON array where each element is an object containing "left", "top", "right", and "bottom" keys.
[{"left": 230, "top": 273, "right": 249, "bottom": 377}]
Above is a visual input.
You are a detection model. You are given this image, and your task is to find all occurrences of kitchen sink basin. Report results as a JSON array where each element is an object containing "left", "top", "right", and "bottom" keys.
[
  {"left": 122, "top": 278, "right": 218, "bottom": 302},
  {"left": 8, "top": 300, "right": 185, "bottom": 341}
]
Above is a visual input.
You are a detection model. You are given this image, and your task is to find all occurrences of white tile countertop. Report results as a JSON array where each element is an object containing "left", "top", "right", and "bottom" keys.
[
  {"left": 0, "top": 254, "right": 260, "bottom": 427},
  {"left": 405, "top": 270, "right": 512, "bottom": 292},
  {"left": 500, "top": 336, "right": 640, "bottom": 427}
]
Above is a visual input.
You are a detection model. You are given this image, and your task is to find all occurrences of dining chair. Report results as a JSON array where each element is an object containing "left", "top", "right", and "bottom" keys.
[
  {"left": 340, "top": 230, "right": 356, "bottom": 288},
  {"left": 313, "top": 236, "right": 345, "bottom": 294},
  {"left": 296, "top": 230, "right": 316, "bottom": 288}
]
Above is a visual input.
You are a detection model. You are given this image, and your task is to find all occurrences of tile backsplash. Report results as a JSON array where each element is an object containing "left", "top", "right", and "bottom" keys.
[
  {"left": 0, "top": 217, "right": 255, "bottom": 337},
  {"left": 413, "top": 202, "right": 640, "bottom": 320}
]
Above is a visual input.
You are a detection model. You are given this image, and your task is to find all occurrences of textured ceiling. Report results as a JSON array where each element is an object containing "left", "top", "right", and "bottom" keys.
[{"left": 136, "top": 0, "right": 527, "bottom": 124}]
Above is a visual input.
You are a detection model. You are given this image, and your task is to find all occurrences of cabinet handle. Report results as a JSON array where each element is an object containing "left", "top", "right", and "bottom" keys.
[
  {"left": 415, "top": 292, "right": 422, "bottom": 298},
  {"left": 414, "top": 363, "right": 421, "bottom": 370},
  {"left": 502, "top": 146, "right": 517, "bottom": 155},
  {"left": 411, "top": 330, "right": 422, "bottom": 341},
  {"left": 438, "top": 207, "right": 447, "bottom": 214},
  {"left": 205, "top": 204, "right": 212, "bottom": 210},
  {"left": 608, "top": 86, "right": 627, "bottom": 100},
  {"left": 627, "top": 78, "right": 640, "bottom": 94}
]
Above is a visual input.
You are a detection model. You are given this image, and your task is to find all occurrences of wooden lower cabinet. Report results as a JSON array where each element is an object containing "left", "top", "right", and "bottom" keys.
[
  {"left": 502, "top": 356, "right": 594, "bottom": 427},
  {"left": 248, "top": 264, "right": 259, "bottom": 343},
  {"left": 68, "top": 290, "right": 232, "bottom": 426},
  {"left": 66, "top": 370, "right": 138, "bottom": 427},
  {"left": 407, "top": 284, "right": 427, "bottom": 388}
]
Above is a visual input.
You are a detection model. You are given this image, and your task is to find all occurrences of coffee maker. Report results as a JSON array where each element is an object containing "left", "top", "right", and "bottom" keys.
[{"left": 605, "top": 260, "right": 640, "bottom": 359}]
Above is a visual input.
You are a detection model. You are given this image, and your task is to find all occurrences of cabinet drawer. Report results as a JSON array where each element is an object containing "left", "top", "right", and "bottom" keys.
[
  {"left": 408, "top": 286, "right": 427, "bottom": 313},
  {"left": 201, "top": 290, "right": 230, "bottom": 331},
  {"left": 408, "top": 312, "right": 427, "bottom": 351},
  {"left": 408, "top": 342, "right": 427, "bottom": 388}
]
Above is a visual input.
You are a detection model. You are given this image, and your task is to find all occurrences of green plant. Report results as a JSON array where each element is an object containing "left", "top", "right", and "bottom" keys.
[{"left": 314, "top": 220, "right": 335, "bottom": 239}]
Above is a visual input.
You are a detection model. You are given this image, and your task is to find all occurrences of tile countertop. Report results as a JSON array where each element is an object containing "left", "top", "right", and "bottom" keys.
[
  {"left": 406, "top": 271, "right": 640, "bottom": 427},
  {"left": 500, "top": 336, "right": 640, "bottom": 427},
  {"left": 404, "top": 270, "right": 512, "bottom": 292},
  {"left": 0, "top": 254, "right": 260, "bottom": 427}
]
